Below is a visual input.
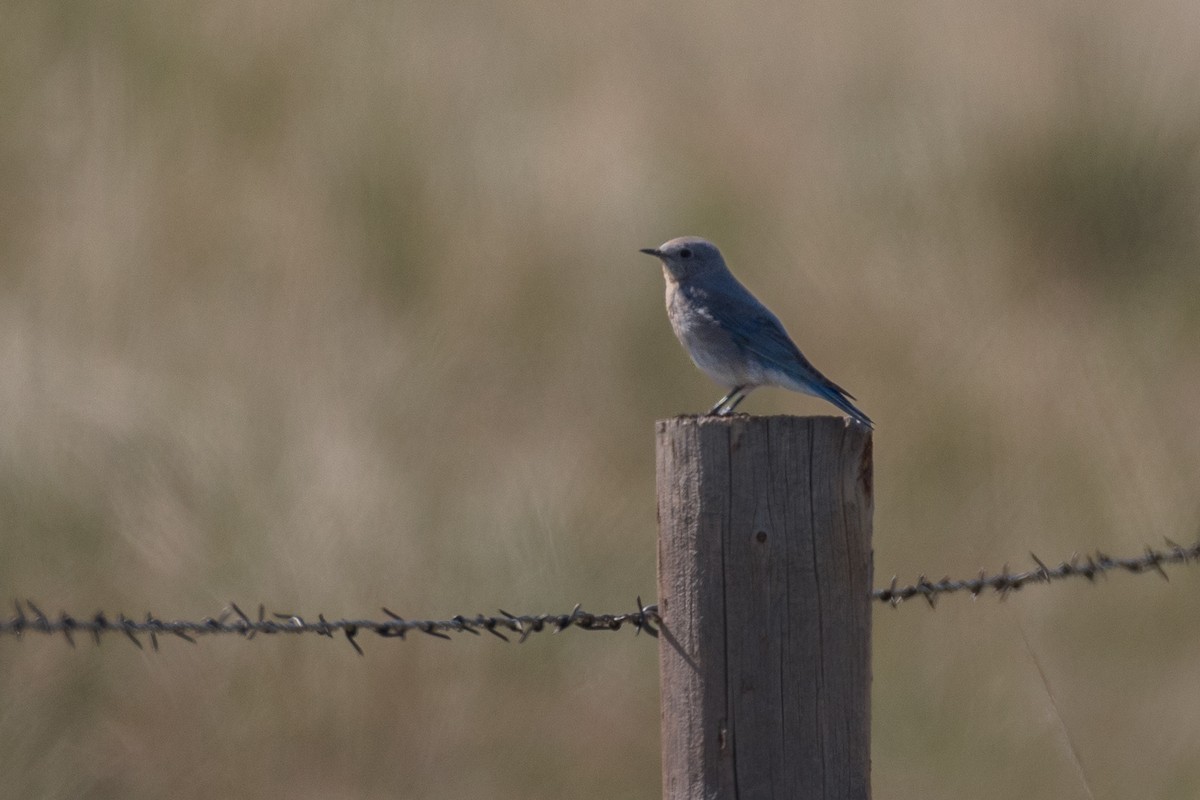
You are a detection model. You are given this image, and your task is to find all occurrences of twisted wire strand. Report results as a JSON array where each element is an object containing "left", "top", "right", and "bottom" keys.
[
  {"left": 2, "top": 540, "right": 1196, "bottom": 651},
  {"left": 0, "top": 599, "right": 660, "bottom": 654},
  {"left": 873, "top": 539, "right": 1200, "bottom": 607}
]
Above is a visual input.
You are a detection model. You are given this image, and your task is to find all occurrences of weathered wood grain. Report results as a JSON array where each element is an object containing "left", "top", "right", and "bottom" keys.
[{"left": 657, "top": 415, "right": 873, "bottom": 800}]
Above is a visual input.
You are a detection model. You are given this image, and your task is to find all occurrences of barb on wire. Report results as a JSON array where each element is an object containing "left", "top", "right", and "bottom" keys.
[
  {"left": 0, "top": 597, "right": 660, "bottom": 654},
  {"left": 2, "top": 541, "right": 1197, "bottom": 651},
  {"left": 874, "top": 539, "right": 1200, "bottom": 607}
]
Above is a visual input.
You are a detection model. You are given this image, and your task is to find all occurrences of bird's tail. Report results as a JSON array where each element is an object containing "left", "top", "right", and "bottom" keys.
[{"left": 810, "top": 381, "right": 874, "bottom": 429}]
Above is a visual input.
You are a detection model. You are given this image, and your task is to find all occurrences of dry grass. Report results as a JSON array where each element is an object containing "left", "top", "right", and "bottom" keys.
[{"left": 3, "top": 2, "right": 1200, "bottom": 798}]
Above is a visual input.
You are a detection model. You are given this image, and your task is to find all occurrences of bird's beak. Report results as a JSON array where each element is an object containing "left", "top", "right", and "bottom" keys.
[{"left": 639, "top": 247, "right": 662, "bottom": 257}]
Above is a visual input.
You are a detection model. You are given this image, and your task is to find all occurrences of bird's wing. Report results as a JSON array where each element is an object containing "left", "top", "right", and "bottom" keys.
[{"left": 710, "top": 301, "right": 856, "bottom": 399}]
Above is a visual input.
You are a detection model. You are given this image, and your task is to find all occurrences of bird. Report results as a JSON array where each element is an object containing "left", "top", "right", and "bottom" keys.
[{"left": 640, "top": 236, "right": 872, "bottom": 427}]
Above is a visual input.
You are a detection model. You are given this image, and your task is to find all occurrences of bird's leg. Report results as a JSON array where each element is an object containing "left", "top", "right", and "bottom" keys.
[
  {"left": 705, "top": 383, "right": 744, "bottom": 417},
  {"left": 720, "top": 386, "right": 753, "bottom": 415},
  {"left": 707, "top": 385, "right": 745, "bottom": 416}
]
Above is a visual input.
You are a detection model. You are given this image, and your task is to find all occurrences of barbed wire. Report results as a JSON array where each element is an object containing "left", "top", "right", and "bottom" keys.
[
  {"left": 2, "top": 540, "right": 1196, "bottom": 652},
  {"left": 0, "top": 599, "right": 660, "bottom": 654},
  {"left": 873, "top": 538, "right": 1200, "bottom": 607}
]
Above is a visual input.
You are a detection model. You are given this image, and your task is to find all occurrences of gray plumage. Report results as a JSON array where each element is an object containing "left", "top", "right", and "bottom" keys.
[{"left": 640, "top": 236, "right": 872, "bottom": 427}]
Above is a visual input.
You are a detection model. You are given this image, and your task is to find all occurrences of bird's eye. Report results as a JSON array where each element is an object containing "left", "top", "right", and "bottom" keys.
[{"left": 679, "top": 248, "right": 692, "bottom": 259}]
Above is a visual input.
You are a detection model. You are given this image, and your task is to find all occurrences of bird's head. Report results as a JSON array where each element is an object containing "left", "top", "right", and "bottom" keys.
[{"left": 640, "top": 236, "right": 726, "bottom": 282}]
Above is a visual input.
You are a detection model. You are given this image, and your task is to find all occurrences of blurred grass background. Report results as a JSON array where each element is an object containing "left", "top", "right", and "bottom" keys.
[{"left": 2, "top": 2, "right": 1200, "bottom": 798}]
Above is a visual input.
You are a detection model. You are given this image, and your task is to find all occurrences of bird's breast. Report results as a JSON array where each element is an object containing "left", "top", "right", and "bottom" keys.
[
  {"left": 665, "top": 283, "right": 751, "bottom": 386},
  {"left": 665, "top": 284, "right": 710, "bottom": 339}
]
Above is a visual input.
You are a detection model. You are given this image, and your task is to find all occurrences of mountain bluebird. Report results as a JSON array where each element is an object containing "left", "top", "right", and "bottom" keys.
[{"left": 640, "top": 236, "right": 872, "bottom": 427}]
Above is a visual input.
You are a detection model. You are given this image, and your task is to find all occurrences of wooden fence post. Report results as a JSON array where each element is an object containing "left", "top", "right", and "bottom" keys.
[{"left": 656, "top": 415, "right": 873, "bottom": 799}]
